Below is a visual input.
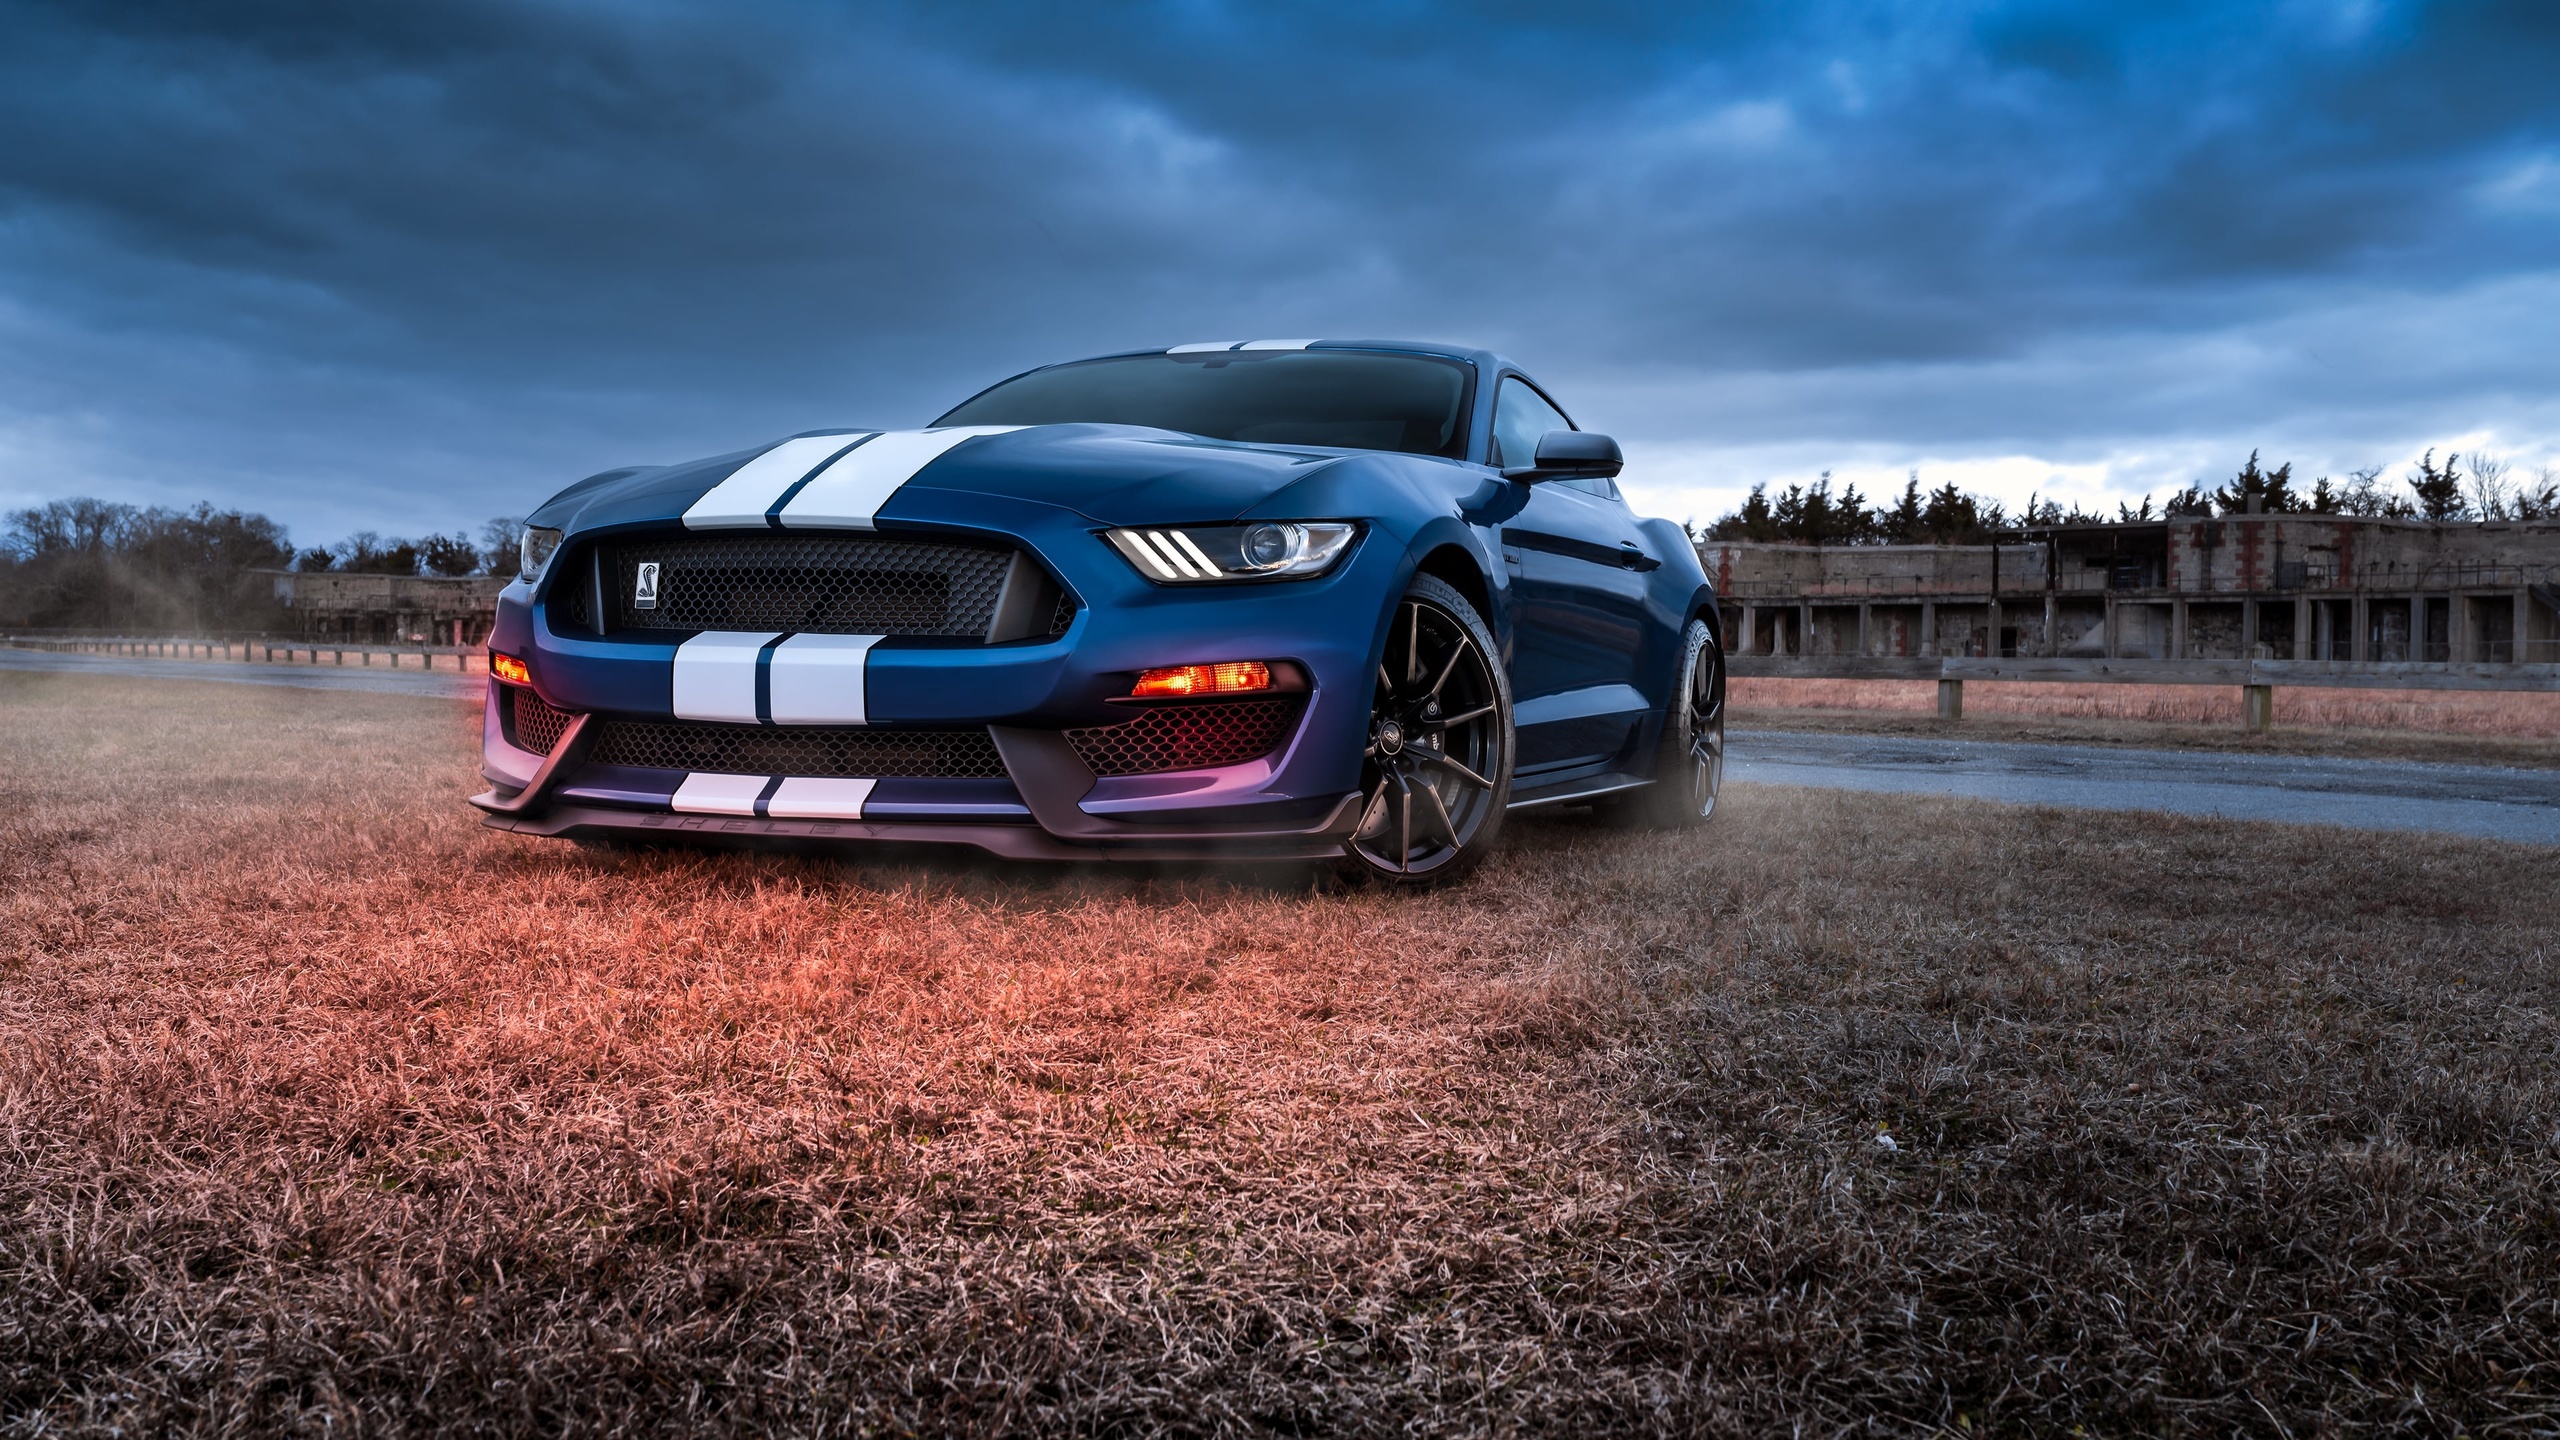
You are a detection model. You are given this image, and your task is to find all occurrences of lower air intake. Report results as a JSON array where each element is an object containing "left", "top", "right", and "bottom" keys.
[
  {"left": 1065, "top": 699, "right": 1303, "bottom": 776},
  {"left": 588, "top": 720, "right": 1006, "bottom": 779},
  {"left": 502, "top": 687, "right": 576, "bottom": 756}
]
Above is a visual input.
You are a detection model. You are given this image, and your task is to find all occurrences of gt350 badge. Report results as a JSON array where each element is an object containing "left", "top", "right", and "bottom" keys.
[{"left": 634, "top": 562, "right": 660, "bottom": 610}]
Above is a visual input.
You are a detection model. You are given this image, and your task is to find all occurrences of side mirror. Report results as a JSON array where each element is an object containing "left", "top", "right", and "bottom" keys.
[{"left": 1506, "top": 429, "right": 1623, "bottom": 483}]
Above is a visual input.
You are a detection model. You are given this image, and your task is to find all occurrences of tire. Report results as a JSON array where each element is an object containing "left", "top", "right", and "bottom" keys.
[
  {"left": 1600, "top": 617, "right": 1724, "bottom": 830},
  {"left": 1339, "top": 574, "right": 1515, "bottom": 886}
]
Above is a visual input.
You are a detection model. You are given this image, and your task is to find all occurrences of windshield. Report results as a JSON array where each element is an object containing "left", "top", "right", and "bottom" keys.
[{"left": 934, "top": 350, "right": 1475, "bottom": 458}]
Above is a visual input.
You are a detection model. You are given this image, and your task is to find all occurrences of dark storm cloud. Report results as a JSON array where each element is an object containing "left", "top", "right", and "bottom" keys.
[{"left": 0, "top": 0, "right": 2554, "bottom": 537}]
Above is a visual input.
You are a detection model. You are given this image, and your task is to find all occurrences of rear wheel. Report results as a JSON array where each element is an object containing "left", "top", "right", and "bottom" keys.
[
  {"left": 1341, "top": 574, "right": 1514, "bottom": 885},
  {"left": 1601, "top": 618, "right": 1723, "bottom": 830}
]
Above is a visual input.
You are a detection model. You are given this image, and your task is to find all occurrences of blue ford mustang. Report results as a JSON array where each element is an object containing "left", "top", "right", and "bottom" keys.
[{"left": 474, "top": 339, "right": 1724, "bottom": 883}]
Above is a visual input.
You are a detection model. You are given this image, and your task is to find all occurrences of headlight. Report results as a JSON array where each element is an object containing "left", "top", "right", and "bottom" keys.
[
  {"left": 519, "top": 526, "right": 563, "bottom": 583},
  {"left": 1105, "top": 522, "right": 1356, "bottom": 583}
]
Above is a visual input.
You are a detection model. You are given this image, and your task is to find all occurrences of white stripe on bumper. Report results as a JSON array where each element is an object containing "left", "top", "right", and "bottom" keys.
[
  {"left": 767, "top": 777, "right": 874, "bottom": 819},
  {"left": 671, "top": 631, "right": 779, "bottom": 723},
  {"left": 774, "top": 426, "right": 1020, "bottom": 529},
  {"left": 768, "top": 633, "right": 879, "bottom": 725},
  {"left": 671, "top": 772, "right": 767, "bottom": 815},
  {"left": 681, "top": 433, "right": 876, "bottom": 529}
]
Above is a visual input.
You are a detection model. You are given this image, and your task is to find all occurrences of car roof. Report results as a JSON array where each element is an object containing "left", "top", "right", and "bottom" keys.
[{"left": 1051, "top": 339, "right": 1519, "bottom": 374}]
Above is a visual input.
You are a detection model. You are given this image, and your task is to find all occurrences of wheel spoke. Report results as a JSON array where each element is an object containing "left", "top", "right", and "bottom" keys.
[
  {"left": 1356, "top": 779, "right": 1392, "bottom": 843},
  {"left": 1416, "top": 778, "right": 1458, "bottom": 849},
  {"left": 1379, "top": 662, "right": 1397, "bottom": 698},
  {"left": 1394, "top": 770, "right": 1413, "bottom": 871},
  {"left": 1412, "top": 745, "right": 1491, "bottom": 791},
  {"left": 1405, "top": 602, "right": 1422, "bottom": 687},
  {"left": 1436, "top": 701, "right": 1495, "bottom": 728},
  {"left": 1424, "top": 634, "right": 1472, "bottom": 701}
]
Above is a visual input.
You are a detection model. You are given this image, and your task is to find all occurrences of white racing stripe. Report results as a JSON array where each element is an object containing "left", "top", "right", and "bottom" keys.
[
  {"left": 768, "top": 633, "right": 879, "bottom": 725},
  {"left": 1238, "top": 338, "right": 1320, "bottom": 350},
  {"left": 774, "top": 427, "right": 1020, "bottom": 529},
  {"left": 671, "top": 772, "right": 768, "bottom": 816},
  {"left": 768, "top": 777, "right": 874, "bottom": 819},
  {"left": 681, "top": 433, "right": 876, "bottom": 529},
  {"left": 671, "top": 631, "right": 778, "bottom": 723}
]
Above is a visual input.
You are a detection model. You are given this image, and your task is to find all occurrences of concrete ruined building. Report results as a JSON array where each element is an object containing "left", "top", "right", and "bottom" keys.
[
  {"left": 1704, "top": 514, "right": 2560, "bottom": 665},
  {"left": 260, "top": 570, "right": 508, "bottom": 645}
]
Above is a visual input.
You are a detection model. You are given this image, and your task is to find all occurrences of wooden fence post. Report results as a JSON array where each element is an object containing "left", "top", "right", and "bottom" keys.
[{"left": 2243, "top": 683, "right": 2273, "bottom": 733}]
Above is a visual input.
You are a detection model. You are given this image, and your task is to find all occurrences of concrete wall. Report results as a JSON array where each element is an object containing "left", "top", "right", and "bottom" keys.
[{"left": 263, "top": 571, "right": 508, "bottom": 644}]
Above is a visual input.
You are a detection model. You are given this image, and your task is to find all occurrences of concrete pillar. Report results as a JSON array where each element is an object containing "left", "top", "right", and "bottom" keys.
[
  {"left": 1739, "top": 604, "right": 1757, "bottom": 656},
  {"left": 1988, "top": 598, "right": 2003, "bottom": 658},
  {"left": 2412, "top": 595, "right": 2427, "bottom": 662},
  {"left": 1938, "top": 678, "right": 1964, "bottom": 720},
  {"left": 2352, "top": 595, "right": 2369, "bottom": 661},
  {"left": 2243, "top": 683, "right": 2273, "bottom": 733},
  {"left": 1858, "top": 602, "right": 1873, "bottom": 657},
  {"left": 2172, "top": 598, "right": 2188, "bottom": 660},
  {"left": 1800, "top": 602, "right": 1814, "bottom": 656},
  {"left": 2044, "top": 594, "right": 2059, "bottom": 657},
  {"left": 1920, "top": 601, "right": 1937, "bottom": 657},
  {"left": 2103, "top": 597, "right": 2119, "bottom": 659},
  {"left": 2295, "top": 596, "right": 2311, "bottom": 661},
  {"left": 2242, "top": 596, "right": 2260, "bottom": 655},
  {"left": 2518, "top": 589, "right": 2533, "bottom": 665}
]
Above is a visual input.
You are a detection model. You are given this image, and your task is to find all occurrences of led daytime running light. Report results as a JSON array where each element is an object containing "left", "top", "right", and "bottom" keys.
[{"left": 1105, "top": 522, "right": 1356, "bottom": 584}]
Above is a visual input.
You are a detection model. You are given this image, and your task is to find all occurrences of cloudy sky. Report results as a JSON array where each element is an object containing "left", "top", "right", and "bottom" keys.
[{"left": 3, "top": 0, "right": 2556, "bottom": 546}]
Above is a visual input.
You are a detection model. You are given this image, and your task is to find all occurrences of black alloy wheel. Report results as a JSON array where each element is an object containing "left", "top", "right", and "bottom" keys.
[
  {"left": 1602, "top": 618, "right": 1725, "bottom": 829},
  {"left": 1345, "top": 574, "right": 1513, "bottom": 884}
]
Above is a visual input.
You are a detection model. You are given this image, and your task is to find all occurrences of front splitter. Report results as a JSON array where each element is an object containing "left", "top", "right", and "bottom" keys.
[{"left": 482, "top": 798, "right": 1360, "bottom": 864}]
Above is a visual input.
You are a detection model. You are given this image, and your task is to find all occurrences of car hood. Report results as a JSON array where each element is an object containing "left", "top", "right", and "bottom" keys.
[{"left": 535, "top": 423, "right": 1352, "bottom": 533}]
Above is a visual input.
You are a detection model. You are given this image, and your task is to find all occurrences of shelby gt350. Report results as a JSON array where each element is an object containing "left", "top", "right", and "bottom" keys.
[{"left": 473, "top": 339, "right": 1724, "bottom": 883}]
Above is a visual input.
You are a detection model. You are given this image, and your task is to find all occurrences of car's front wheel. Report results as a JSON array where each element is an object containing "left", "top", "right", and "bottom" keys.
[
  {"left": 1600, "top": 617, "right": 1724, "bottom": 830},
  {"left": 1342, "top": 574, "right": 1514, "bottom": 885}
]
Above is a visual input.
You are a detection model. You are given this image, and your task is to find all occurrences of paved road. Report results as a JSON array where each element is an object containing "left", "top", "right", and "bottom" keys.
[
  {"left": 1731, "top": 729, "right": 2560, "bottom": 846},
  {"left": 9, "top": 648, "right": 2555, "bottom": 845},
  {"left": 0, "top": 645, "right": 482, "bottom": 699}
]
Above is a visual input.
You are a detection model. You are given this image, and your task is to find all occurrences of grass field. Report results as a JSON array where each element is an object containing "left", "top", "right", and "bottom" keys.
[{"left": 3, "top": 671, "right": 2556, "bottom": 1436}]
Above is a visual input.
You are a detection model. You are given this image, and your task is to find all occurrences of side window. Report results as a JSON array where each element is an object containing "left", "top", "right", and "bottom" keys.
[{"left": 1490, "top": 377, "right": 1573, "bottom": 471}]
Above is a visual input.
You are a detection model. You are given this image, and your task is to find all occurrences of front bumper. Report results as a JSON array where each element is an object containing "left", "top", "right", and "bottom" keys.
[
  {"left": 472, "top": 682, "right": 1364, "bottom": 861},
  {"left": 475, "top": 503, "right": 1402, "bottom": 861}
]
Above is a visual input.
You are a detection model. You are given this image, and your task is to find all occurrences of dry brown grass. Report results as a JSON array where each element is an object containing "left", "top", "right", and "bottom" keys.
[{"left": 3, "top": 670, "right": 2557, "bottom": 1437}]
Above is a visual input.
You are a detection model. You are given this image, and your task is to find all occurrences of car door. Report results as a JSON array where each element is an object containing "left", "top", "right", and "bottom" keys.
[{"left": 1488, "top": 376, "right": 1656, "bottom": 774}]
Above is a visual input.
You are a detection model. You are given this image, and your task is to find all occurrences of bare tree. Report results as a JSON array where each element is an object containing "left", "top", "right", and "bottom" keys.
[
  {"left": 2519, "top": 463, "right": 2560, "bottom": 521},
  {"left": 2467, "top": 452, "right": 2514, "bottom": 521},
  {"left": 2335, "top": 465, "right": 2398, "bottom": 517}
]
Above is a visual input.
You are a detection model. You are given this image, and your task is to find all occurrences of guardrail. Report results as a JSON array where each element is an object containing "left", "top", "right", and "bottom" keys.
[
  {"left": 1730, "top": 654, "right": 2560, "bottom": 730},
  {"left": 5, "top": 635, "right": 486, "bottom": 672}
]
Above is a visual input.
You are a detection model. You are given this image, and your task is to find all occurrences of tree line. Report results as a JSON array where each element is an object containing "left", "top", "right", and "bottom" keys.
[
  {"left": 0, "top": 499, "right": 524, "bottom": 631},
  {"left": 1705, "top": 450, "right": 2560, "bottom": 546}
]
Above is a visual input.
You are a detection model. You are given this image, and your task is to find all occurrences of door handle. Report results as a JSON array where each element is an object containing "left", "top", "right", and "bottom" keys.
[{"left": 1618, "top": 542, "right": 1660, "bottom": 571}]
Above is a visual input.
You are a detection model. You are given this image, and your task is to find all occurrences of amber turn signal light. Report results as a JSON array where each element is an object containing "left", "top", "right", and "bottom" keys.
[
  {"left": 1131, "top": 661, "right": 1272, "bottom": 698},
  {"left": 489, "top": 652, "right": 532, "bottom": 686}
]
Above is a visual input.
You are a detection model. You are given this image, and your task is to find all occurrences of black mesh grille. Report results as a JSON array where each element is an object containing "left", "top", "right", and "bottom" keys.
[
  {"left": 1050, "top": 591, "right": 1076, "bottom": 636},
  {"left": 502, "top": 687, "right": 576, "bottom": 756},
  {"left": 553, "top": 573, "right": 589, "bottom": 632},
  {"left": 1066, "top": 699, "right": 1303, "bottom": 776},
  {"left": 588, "top": 721, "right": 1006, "bottom": 779},
  {"left": 609, "top": 533, "right": 1016, "bottom": 637}
]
